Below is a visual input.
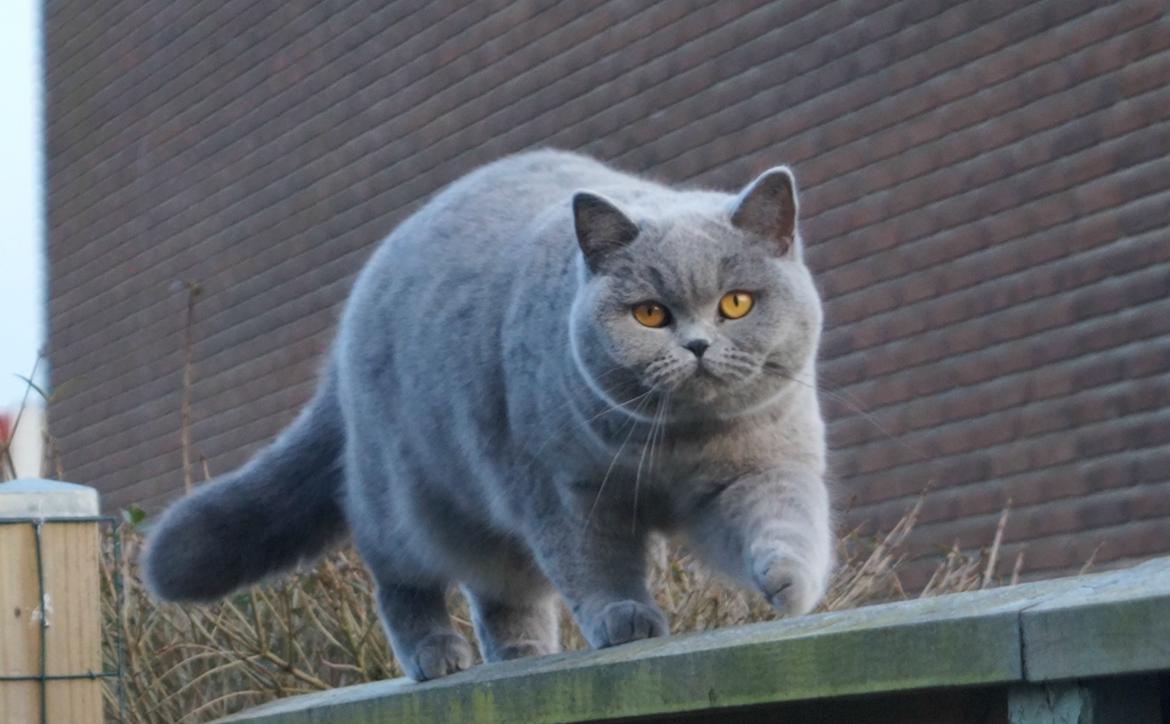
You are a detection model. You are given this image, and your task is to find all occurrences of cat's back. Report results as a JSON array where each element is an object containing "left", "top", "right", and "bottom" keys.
[
  {"left": 459, "top": 149, "right": 641, "bottom": 199},
  {"left": 348, "top": 150, "right": 663, "bottom": 328},
  {"left": 341, "top": 150, "right": 651, "bottom": 390},
  {"left": 418, "top": 149, "right": 651, "bottom": 243}
]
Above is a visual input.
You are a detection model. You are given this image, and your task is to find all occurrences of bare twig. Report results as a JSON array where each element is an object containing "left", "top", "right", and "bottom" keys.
[
  {"left": 179, "top": 281, "right": 203, "bottom": 493},
  {"left": 982, "top": 502, "right": 1011, "bottom": 589}
]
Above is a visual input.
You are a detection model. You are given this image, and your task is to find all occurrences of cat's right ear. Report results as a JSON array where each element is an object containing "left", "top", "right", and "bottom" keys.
[
  {"left": 573, "top": 191, "right": 639, "bottom": 272},
  {"left": 729, "top": 167, "right": 799, "bottom": 258}
]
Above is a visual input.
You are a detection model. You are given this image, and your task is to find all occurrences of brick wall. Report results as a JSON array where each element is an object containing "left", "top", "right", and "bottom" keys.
[{"left": 45, "top": 0, "right": 1170, "bottom": 584}]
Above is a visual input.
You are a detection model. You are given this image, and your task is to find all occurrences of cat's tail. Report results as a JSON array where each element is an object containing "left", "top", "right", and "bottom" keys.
[{"left": 142, "top": 367, "right": 348, "bottom": 602}]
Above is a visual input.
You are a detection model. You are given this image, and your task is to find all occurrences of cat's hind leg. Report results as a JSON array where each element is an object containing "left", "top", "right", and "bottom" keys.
[
  {"left": 527, "top": 517, "right": 667, "bottom": 649},
  {"left": 343, "top": 424, "right": 475, "bottom": 680},
  {"left": 374, "top": 576, "right": 474, "bottom": 681},
  {"left": 463, "top": 586, "right": 560, "bottom": 663}
]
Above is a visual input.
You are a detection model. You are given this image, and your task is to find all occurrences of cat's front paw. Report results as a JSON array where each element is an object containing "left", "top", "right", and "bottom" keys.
[
  {"left": 585, "top": 600, "right": 668, "bottom": 648},
  {"left": 750, "top": 547, "right": 822, "bottom": 617}
]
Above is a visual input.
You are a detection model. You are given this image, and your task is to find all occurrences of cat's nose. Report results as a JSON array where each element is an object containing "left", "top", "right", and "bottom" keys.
[{"left": 684, "top": 339, "right": 710, "bottom": 358}]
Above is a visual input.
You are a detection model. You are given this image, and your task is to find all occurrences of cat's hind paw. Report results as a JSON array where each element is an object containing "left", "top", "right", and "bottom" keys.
[
  {"left": 589, "top": 600, "right": 668, "bottom": 647},
  {"left": 408, "top": 631, "right": 474, "bottom": 681},
  {"left": 496, "top": 641, "right": 556, "bottom": 661}
]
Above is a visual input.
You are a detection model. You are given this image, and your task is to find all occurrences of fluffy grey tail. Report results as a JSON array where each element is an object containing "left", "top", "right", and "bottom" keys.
[{"left": 143, "top": 370, "right": 347, "bottom": 602}]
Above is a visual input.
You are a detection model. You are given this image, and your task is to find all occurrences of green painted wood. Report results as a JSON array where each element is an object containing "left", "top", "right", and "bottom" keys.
[
  {"left": 217, "top": 559, "right": 1170, "bottom": 723},
  {"left": 1020, "top": 557, "right": 1170, "bottom": 681}
]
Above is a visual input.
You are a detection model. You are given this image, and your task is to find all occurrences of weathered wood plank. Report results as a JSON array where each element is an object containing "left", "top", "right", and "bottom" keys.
[
  {"left": 218, "top": 558, "right": 1170, "bottom": 723},
  {"left": 1020, "top": 557, "right": 1170, "bottom": 681},
  {"left": 221, "top": 582, "right": 1066, "bottom": 723}
]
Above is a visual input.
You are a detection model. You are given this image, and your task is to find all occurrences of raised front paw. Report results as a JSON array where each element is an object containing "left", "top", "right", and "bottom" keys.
[
  {"left": 584, "top": 599, "right": 668, "bottom": 648},
  {"left": 750, "top": 546, "right": 823, "bottom": 617}
]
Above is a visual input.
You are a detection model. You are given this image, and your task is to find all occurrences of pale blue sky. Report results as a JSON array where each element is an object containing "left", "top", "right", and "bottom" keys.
[{"left": 0, "top": 0, "right": 43, "bottom": 407}]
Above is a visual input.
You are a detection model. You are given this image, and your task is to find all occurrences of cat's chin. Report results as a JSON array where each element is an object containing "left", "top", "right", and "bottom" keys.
[
  {"left": 680, "top": 375, "right": 724, "bottom": 402},
  {"left": 656, "top": 378, "right": 752, "bottom": 419},
  {"left": 662, "top": 373, "right": 798, "bottom": 422}
]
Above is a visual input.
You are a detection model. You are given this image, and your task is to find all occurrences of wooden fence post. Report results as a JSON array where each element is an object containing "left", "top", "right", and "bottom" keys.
[{"left": 0, "top": 479, "right": 104, "bottom": 724}]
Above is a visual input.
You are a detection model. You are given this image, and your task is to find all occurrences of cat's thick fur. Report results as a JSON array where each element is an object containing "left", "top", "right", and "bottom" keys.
[{"left": 144, "top": 150, "right": 832, "bottom": 681}]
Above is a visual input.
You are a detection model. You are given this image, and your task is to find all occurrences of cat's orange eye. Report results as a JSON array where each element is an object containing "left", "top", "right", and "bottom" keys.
[
  {"left": 719, "top": 291, "right": 754, "bottom": 320},
  {"left": 632, "top": 301, "right": 671, "bottom": 328}
]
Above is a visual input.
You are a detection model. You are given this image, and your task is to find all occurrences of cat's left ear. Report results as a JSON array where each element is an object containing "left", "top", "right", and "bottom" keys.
[
  {"left": 573, "top": 191, "right": 640, "bottom": 272},
  {"left": 729, "top": 166, "right": 799, "bottom": 258}
]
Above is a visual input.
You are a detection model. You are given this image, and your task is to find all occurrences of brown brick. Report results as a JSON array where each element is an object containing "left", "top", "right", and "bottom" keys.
[{"left": 45, "top": 0, "right": 1170, "bottom": 587}]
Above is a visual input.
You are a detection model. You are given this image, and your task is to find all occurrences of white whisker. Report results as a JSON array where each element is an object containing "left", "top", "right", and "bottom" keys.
[
  {"left": 632, "top": 393, "right": 669, "bottom": 535},
  {"left": 589, "top": 392, "right": 654, "bottom": 523}
]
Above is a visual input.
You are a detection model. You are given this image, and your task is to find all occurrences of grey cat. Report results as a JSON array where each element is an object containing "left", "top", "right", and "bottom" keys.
[{"left": 144, "top": 150, "right": 832, "bottom": 681}]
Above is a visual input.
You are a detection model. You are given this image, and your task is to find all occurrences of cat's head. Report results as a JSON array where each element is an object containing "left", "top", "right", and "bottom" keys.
[{"left": 569, "top": 167, "right": 822, "bottom": 420}]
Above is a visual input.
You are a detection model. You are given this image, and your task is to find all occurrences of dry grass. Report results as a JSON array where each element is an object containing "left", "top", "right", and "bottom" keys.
[{"left": 98, "top": 497, "right": 1017, "bottom": 723}]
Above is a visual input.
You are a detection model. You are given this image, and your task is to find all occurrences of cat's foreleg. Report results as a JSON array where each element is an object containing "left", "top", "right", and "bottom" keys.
[
  {"left": 528, "top": 519, "right": 667, "bottom": 649},
  {"left": 686, "top": 468, "right": 833, "bottom": 616}
]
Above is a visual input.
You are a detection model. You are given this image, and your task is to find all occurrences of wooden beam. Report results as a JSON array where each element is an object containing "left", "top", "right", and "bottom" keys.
[{"left": 220, "top": 557, "right": 1170, "bottom": 723}]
